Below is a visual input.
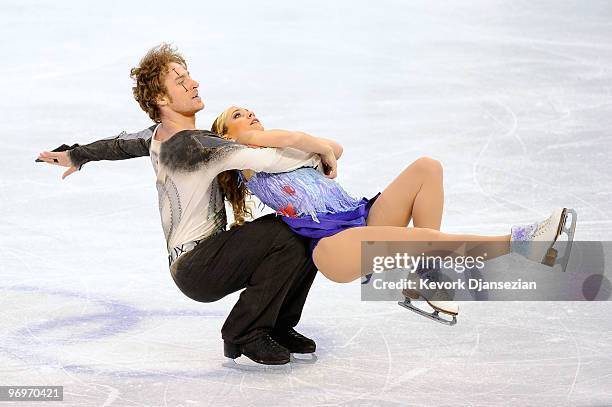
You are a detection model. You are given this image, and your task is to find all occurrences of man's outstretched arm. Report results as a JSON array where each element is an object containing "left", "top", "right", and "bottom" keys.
[{"left": 36, "top": 125, "right": 156, "bottom": 179}]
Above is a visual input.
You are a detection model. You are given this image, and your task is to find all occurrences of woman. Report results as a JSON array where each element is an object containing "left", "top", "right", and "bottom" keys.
[{"left": 210, "top": 106, "right": 576, "bottom": 315}]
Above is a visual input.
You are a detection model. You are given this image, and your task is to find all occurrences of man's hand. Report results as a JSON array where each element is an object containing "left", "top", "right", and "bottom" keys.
[
  {"left": 37, "top": 151, "right": 78, "bottom": 179},
  {"left": 320, "top": 149, "right": 338, "bottom": 179}
]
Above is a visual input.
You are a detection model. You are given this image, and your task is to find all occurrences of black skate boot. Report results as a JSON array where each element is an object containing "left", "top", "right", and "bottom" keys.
[
  {"left": 224, "top": 334, "right": 290, "bottom": 365},
  {"left": 272, "top": 328, "right": 316, "bottom": 354}
]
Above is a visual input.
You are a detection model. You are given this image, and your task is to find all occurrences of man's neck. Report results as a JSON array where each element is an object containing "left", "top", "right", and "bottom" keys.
[{"left": 156, "top": 114, "right": 197, "bottom": 141}]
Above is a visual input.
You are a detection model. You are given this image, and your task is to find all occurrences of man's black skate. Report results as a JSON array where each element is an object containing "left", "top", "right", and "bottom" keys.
[
  {"left": 272, "top": 328, "right": 316, "bottom": 354},
  {"left": 224, "top": 334, "right": 290, "bottom": 365}
]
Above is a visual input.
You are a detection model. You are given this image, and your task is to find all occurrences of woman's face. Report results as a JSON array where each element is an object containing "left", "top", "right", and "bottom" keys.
[{"left": 225, "top": 106, "right": 264, "bottom": 137}]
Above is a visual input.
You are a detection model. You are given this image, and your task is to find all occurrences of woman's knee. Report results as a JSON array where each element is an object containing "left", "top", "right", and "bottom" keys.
[{"left": 411, "top": 156, "right": 443, "bottom": 178}]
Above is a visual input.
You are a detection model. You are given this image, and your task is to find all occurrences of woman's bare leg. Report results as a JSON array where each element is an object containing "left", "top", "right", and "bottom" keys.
[
  {"left": 366, "top": 157, "right": 444, "bottom": 229},
  {"left": 312, "top": 226, "right": 511, "bottom": 283}
]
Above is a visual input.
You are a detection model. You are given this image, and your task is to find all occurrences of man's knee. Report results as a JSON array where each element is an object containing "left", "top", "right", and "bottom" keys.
[{"left": 171, "top": 262, "right": 229, "bottom": 303}]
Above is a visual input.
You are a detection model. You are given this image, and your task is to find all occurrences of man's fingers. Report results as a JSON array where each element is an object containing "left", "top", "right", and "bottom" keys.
[
  {"left": 38, "top": 151, "right": 70, "bottom": 167},
  {"left": 39, "top": 151, "right": 57, "bottom": 159},
  {"left": 38, "top": 152, "right": 57, "bottom": 161},
  {"left": 37, "top": 156, "right": 61, "bottom": 166}
]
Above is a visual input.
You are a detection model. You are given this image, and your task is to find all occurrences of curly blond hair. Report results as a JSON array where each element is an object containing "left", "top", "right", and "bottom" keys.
[
  {"left": 211, "top": 107, "right": 253, "bottom": 228},
  {"left": 130, "top": 43, "right": 187, "bottom": 123}
]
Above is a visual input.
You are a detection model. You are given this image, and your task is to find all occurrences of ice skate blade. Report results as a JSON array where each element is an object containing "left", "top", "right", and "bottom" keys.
[
  {"left": 402, "top": 288, "right": 458, "bottom": 315},
  {"left": 290, "top": 353, "right": 318, "bottom": 364},
  {"left": 398, "top": 298, "right": 457, "bottom": 326},
  {"left": 361, "top": 273, "right": 373, "bottom": 284},
  {"left": 537, "top": 208, "right": 566, "bottom": 264},
  {"left": 223, "top": 358, "right": 292, "bottom": 372},
  {"left": 544, "top": 208, "right": 577, "bottom": 272}
]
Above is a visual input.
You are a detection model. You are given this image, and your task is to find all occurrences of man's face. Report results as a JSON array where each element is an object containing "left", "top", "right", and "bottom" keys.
[{"left": 158, "top": 62, "right": 204, "bottom": 117}]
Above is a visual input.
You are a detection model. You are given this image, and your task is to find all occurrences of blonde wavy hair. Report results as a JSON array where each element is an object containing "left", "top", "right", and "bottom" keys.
[{"left": 211, "top": 107, "right": 253, "bottom": 228}]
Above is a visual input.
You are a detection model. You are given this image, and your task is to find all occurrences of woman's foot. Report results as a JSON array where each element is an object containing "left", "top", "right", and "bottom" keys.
[{"left": 511, "top": 208, "right": 570, "bottom": 266}]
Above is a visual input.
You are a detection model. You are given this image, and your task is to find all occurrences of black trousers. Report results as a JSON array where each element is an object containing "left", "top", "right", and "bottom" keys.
[{"left": 169, "top": 214, "right": 318, "bottom": 344}]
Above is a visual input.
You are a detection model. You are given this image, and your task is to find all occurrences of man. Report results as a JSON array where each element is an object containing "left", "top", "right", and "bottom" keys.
[{"left": 37, "top": 43, "right": 333, "bottom": 365}]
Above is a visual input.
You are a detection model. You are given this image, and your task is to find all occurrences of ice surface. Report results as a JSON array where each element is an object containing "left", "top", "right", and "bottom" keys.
[{"left": 1, "top": 0, "right": 612, "bottom": 405}]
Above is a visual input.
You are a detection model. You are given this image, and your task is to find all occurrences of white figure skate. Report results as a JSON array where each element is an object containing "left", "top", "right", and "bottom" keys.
[
  {"left": 362, "top": 270, "right": 459, "bottom": 325},
  {"left": 511, "top": 208, "right": 577, "bottom": 272},
  {"left": 399, "top": 288, "right": 458, "bottom": 326},
  {"left": 399, "top": 263, "right": 459, "bottom": 326}
]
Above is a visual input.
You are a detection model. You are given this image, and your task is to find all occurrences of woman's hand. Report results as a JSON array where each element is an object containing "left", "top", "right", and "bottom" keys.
[
  {"left": 320, "top": 148, "right": 338, "bottom": 179},
  {"left": 37, "top": 151, "right": 78, "bottom": 179}
]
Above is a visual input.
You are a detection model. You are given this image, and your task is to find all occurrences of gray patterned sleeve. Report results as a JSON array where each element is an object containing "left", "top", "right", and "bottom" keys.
[
  {"left": 182, "top": 131, "right": 321, "bottom": 174},
  {"left": 156, "top": 130, "right": 321, "bottom": 176},
  {"left": 66, "top": 126, "right": 155, "bottom": 169}
]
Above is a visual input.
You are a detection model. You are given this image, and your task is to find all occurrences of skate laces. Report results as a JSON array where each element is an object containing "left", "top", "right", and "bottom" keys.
[
  {"left": 285, "top": 328, "right": 308, "bottom": 342},
  {"left": 532, "top": 214, "right": 553, "bottom": 238},
  {"left": 511, "top": 212, "right": 557, "bottom": 258},
  {"left": 262, "top": 334, "right": 286, "bottom": 353},
  {"left": 511, "top": 213, "right": 552, "bottom": 242}
]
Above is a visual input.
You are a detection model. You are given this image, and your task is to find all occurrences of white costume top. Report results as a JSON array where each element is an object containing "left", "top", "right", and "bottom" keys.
[
  {"left": 148, "top": 126, "right": 321, "bottom": 253},
  {"left": 68, "top": 125, "right": 322, "bottom": 257}
]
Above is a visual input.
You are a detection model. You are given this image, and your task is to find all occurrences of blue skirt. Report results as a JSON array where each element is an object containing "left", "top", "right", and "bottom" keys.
[{"left": 282, "top": 192, "right": 381, "bottom": 255}]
